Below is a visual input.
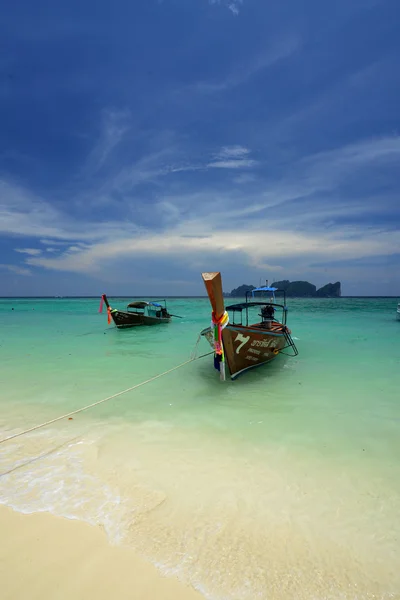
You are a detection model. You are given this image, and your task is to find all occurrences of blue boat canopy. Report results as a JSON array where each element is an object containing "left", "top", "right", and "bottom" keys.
[
  {"left": 251, "top": 286, "right": 278, "bottom": 294},
  {"left": 127, "top": 301, "right": 164, "bottom": 308}
]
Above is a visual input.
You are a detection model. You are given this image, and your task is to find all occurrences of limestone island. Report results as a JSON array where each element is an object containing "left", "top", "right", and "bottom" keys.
[{"left": 228, "top": 280, "right": 341, "bottom": 298}]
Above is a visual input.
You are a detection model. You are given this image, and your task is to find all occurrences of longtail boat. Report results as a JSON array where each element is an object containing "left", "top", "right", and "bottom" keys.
[
  {"left": 99, "top": 294, "right": 173, "bottom": 328},
  {"left": 201, "top": 272, "right": 298, "bottom": 380}
]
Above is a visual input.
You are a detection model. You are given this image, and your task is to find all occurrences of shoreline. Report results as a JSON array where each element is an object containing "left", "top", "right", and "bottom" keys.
[{"left": 0, "top": 504, "right": 203, "bottom": 600}]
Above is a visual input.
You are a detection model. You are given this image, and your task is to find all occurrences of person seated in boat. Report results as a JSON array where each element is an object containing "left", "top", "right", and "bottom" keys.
[
  {"left": 260, "top": 304, "right": 275, "bottom": 328},
  {"left": 160, "top": 307, "right": 169, "bottom": 318}
]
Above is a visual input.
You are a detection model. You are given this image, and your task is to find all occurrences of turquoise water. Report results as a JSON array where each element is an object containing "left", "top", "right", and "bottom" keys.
[{"left": 1, "top": 297, "right": 400, "bottom": 599}]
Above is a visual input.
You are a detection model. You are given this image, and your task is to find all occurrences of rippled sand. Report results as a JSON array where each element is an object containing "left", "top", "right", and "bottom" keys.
[
  {"left": 0, "top": 505, "right": 202, "bottom": 600},
  {"left": 1, "top": 416, "right": 399, "bottom": 600}
]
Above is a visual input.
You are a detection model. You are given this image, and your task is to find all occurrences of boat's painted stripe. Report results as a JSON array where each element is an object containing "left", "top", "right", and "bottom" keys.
[
  {"left": 227, "top": 326, "right": 284, "bottom": 338},
  {"left": 230, "top": 357, "right": 276, "bottom": 380},
  {"left": 201, "top": 325, "right": 285, "bottom": 338}
]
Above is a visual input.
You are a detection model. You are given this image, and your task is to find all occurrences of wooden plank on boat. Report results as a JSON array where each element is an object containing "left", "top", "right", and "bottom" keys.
[
  {"left": 201, "top": 272, "right": 225, "bottom": 319},
  {"left": 202, "top": 271, "right": 236, "bottom": 376},
  {"left": 222, "top": 326, "right": 286, "bottom": 379}
]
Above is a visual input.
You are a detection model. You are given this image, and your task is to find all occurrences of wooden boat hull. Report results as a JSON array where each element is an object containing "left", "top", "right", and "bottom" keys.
[
  {"left": 100, "top": 294, "right": 172, "bottom": 329},
  {"left": 201, "top": 323, "right": 287, "bottom": 379},
  {"left": 110, "top": 309, "right": 171, "bottom": 329},
  {"left": 200, "top": 272, "right": 298, "bottom": 381}
]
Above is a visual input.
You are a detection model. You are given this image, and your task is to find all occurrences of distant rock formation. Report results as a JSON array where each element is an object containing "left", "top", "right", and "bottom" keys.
[
  {"left": 229, "top": 284, "right": 256, "bottom": 297},
  {"left": 271, "top": 280, "right": 317, "bottom": 297},
  {"left": 272, "top": 280, "right": 341, "bottom": 297},
  {"left": 229, "top": 280, "right": 341, "bottom": 298},
  {"left": 314, "top": 282, "right": 341, "bottom": 297}
]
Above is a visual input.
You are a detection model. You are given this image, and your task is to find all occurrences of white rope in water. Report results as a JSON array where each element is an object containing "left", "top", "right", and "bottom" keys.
[
  {"left": 0, "top": 352, "right": 213, "bottom": 445},
  {"left": 190, "top": 333, "right": 202, "bottom": 360}
]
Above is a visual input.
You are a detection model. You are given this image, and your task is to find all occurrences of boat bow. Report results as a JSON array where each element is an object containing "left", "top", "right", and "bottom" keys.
[{"left": 202, "top": 272, "right": 229, "bottom": 380}]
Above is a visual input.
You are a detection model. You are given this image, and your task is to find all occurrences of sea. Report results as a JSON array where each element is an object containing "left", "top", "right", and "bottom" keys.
[{"left": 1, "top": 296, "right": 400, "bottom": 600}]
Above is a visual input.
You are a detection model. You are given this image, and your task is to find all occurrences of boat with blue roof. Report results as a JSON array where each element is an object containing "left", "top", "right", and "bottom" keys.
[
  {"left": 99, "top": 294, "right": 173, "bottom": 328},
  {"left": 200, "top": 272, "right": 298, "bottom": 380}
]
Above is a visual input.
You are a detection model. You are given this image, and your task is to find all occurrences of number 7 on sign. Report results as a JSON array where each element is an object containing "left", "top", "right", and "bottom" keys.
[{"left": 234, "top": 333, "right": 250, "bottom": 354}]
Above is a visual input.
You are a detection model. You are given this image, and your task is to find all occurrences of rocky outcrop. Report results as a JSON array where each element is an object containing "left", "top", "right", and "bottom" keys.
[
  {"left": 229, "top": 280, "right": 342, "bottom": 298},
  {"left": 314, "top": 282, "right": 341, "bottom": 297},
  {"left": 229, "top": 284, "right": 256, "bottom": 297},
  {"left": 272, "top": 280, "right": 317, "bottom": 297}
]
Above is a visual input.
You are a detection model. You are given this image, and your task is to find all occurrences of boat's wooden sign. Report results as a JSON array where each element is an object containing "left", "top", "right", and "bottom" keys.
[{"left": 222, "top": 326, "right": 286, "bottom": 379}]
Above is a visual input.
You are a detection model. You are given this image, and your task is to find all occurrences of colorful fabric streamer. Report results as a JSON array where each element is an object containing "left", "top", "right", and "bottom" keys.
[{"left": 211, "top": 310, "right": 229, "bottom": 381}]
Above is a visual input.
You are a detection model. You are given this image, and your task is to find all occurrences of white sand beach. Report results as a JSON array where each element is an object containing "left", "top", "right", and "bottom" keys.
[{"left": 0, "top": 505, "right": 202, "bottom": 600}]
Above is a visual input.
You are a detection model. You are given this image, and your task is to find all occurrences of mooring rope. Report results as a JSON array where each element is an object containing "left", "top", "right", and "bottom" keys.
[
  {"left": 0, "top": 351, "right": 213, "bottom": 445},
  {"left": 190, "top": 332, "right": 202, "bottom": 360}
]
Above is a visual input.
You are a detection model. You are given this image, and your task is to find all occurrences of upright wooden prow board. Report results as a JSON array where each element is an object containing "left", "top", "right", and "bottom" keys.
[
  {"left": 201, "top": 272, "right": 225, "bottom": 320},
  {"left": 201, "top": 272, "right": 236, "bottom": 379}
]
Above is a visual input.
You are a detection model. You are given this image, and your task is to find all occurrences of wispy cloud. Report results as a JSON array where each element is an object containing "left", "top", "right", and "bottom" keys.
[
  {"left": 233, "top": 173, "right": 257, "bottom": 185},
  {"left": 25, "top": 222, "right": 400, "bottom": 276},
  {"left": 96, "top": 144, "right": 258, "bottom": 194},
  {"left": 301, "top": 135, "right": 400, "bottom": 177},
  {"left": 209, "top": 0, "right": 244, "bottom": 16},
  {"left": 40, "top": 239, "right": 77, "bottom": 246},
  {"left": 2, "top": 133, "right": 399, "bottom": 285},
  {"left": 207, "top": 159, "right": 256, "bottom": 169},
  {"left": 207, "top": 145, "right": 256, "bottom": 169},
  {"left": 223, "top": 135, "right": 400, "bottom": 223},
  {"left": 190, "top": 36, "right": 300, "bottom": 94},
  {"left": 83, "top": 109, "right": 131, "bottom": 175},
  {"left": 228, "top": 1, "right": 243, "bottom": 16},
  {"left": 0, "top": 180, "right": 141, "bottom": 242},
  {"left": 0, "top": 263, "right": 32, "bottom": 276},
  {"left": 217, "top": 146, "right": 250, "bottom": 159},
  {"left": 14, "top": 248, "right": 42, "bottom": 256}
]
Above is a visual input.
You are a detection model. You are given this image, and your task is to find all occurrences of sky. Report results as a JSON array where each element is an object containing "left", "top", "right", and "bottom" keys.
[{"left": 1, "top": 0, "right": 399, "bottom": 296}]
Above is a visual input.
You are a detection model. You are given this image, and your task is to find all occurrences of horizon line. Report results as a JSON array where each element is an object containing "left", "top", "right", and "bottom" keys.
[{"left": 1, "top": 295, "right": 399, "bottom": 300}]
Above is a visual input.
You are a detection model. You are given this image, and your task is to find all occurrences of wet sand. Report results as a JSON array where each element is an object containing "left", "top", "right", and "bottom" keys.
[{"left": 0, "top": 505, "right": 202, "bottom": 600}]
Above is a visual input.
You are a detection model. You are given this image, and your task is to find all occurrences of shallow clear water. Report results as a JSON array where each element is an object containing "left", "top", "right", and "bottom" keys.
[{"left": 1, "top": 297, "right": 400, "bottom": 599}]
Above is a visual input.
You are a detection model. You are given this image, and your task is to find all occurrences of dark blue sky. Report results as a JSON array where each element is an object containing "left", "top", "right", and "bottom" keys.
[{"left": 1, "top": 0, "right": 399, "bottom": 295}]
